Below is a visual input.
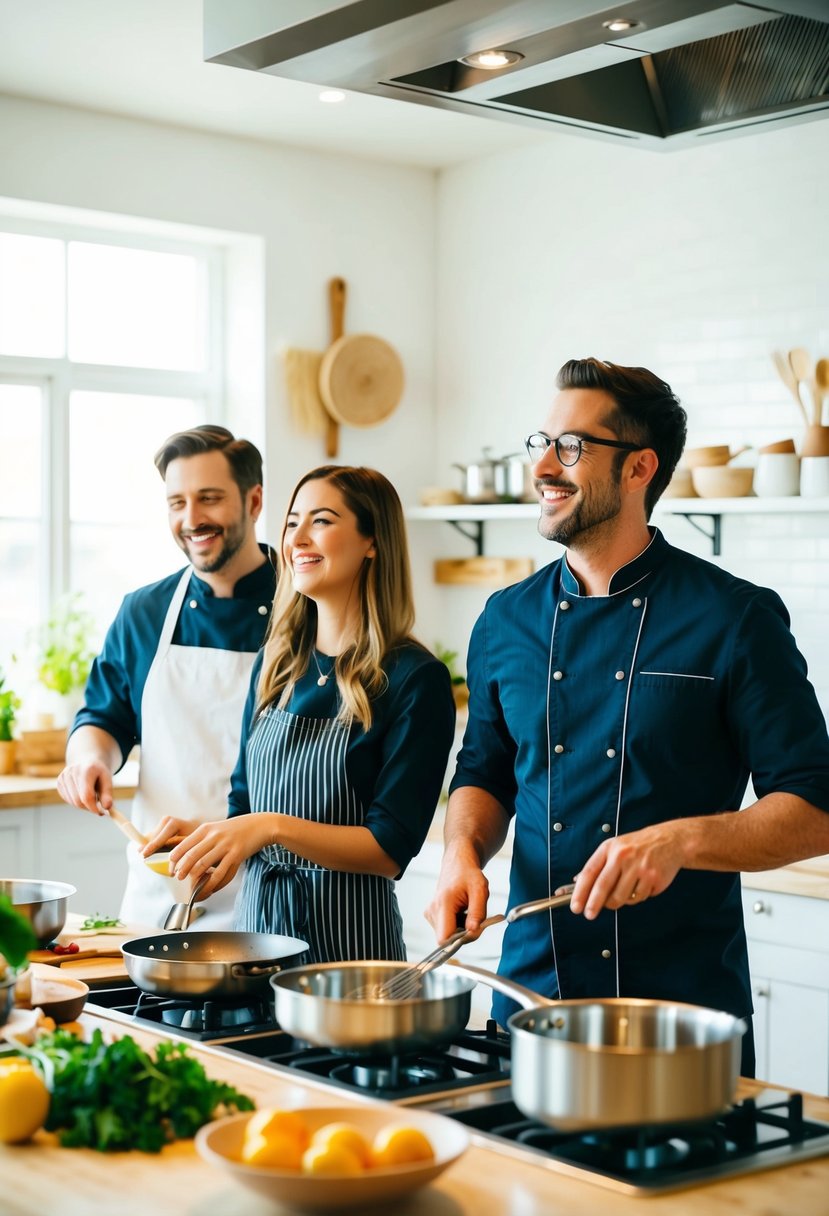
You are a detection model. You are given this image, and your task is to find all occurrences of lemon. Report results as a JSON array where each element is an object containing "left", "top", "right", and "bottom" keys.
[
  {"left": 241, "top": 1131, "right": 305, "bottom": 1169},
  {"left": 311, "top": 1121, "right": 372, "bottom": 1168},
  {"left": 301, "top": 1142, "right": 364, "bottom": 1175},
  {"left": 0, "top": 1060, "right": 50, "bottom": 1144},
  {"left": 144, "top": 853, "right": 174, "bottom": 876},
  {"left": 245, "top": 1107, "right": 310, "bottom": 1151},
  {"left": 371, "top": 1124, "right": 435, "bottom": 1167}
]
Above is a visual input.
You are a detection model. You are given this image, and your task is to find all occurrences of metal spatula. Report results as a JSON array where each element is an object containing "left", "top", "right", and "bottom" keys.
[{"left": 351, "top": 885, "right": 575, "bottom": 1001}]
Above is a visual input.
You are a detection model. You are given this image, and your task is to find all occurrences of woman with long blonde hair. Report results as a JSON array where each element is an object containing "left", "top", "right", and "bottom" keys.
[{"left": 144, "top": 465, "right": 455, "bottom": 961}]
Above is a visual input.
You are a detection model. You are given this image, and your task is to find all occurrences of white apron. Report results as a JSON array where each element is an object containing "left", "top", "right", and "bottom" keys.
[{"left": 119, "top": 568, "right": 257, "bottom": 929}]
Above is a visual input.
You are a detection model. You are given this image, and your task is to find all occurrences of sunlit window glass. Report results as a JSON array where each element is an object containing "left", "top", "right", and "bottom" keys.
[
  {"left": 0, "top": 233, "right": 65, "bottom": 358},
  {"left": 67, "top": 242, "right": 207, "bottom": 371},
  {"left": 0, "top": 383, "right": 43, "bottom": 659},
  {"left": 69, "top": 391, "right": 201, "bottom": 630}
]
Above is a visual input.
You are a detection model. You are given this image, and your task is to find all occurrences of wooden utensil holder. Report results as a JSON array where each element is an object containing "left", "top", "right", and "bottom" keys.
[{"left": 801, "top": 426, "right": 829, "bottom": 458}]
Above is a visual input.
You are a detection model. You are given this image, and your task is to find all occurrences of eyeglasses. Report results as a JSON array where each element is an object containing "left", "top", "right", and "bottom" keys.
[{"left": 524, "top": 431, "right": 642, "bottom": 467}]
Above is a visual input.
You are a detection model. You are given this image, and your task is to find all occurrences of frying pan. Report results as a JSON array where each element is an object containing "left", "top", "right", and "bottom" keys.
[
  {"left": 449, "top": 961, "right": 745, "bottom": 1131},
  {"left": 121, "top": 931, "right": 308, "bottom": 1000}
]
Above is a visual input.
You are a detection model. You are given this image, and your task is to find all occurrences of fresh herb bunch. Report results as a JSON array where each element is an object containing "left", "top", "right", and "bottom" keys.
[
  {"left": 0, "top": 668, "right": 21, "bottom": 743},
  {"left": 0, "top": 892, "right": 37, "bottom": 969},
  {"left": 28, "top": 1028, "right": 254, "bottom": 1152},
  {"left": 80, "top": 914, "right": 124, "bottom": 931},
  {"left": 36, "top": 593, "right": 96, "bottom": 697}
]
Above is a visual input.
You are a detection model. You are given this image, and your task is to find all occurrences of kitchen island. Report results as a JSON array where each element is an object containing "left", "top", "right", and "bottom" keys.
[{"left": 3, "top": 1009, "right": 829, "bottom": 1216}]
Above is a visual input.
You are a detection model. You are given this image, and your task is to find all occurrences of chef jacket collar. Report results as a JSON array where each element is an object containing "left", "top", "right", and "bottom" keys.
[
  {"left": 561, "top": 527, "right": 665, "bottom": 598},
  {"left": 188, "top": 543, "right": 276, "bottom": 600}
]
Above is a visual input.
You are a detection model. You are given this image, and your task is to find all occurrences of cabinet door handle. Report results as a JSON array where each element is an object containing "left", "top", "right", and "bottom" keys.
[{"left": 752, "top": 900, "right": 767, "bottom": 914}]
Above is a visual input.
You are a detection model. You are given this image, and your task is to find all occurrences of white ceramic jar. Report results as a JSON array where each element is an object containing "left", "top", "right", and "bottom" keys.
[
  {"left": 800, "top": 456, "right": 829, "bottom": 498},
  {"left": 754, "top": 452, "right": 800, "bottom": 497}
]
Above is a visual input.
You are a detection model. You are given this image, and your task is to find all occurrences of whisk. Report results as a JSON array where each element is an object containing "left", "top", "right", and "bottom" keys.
[{"left": 350, "top": 886, "right": 575, "bottom": 1002}]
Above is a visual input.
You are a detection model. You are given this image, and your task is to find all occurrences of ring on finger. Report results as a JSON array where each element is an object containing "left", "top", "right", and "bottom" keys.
[{"left": 628, "top": 886, "right": 640, "bottom": 902}]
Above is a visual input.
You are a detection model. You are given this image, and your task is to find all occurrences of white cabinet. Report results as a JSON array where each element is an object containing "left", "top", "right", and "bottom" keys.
[
  {"left": 2, "top": 801, "right": 130, "bottom": 919},
  {"left": 742, "top": 886, "right": 829, "bottom": 1096},
  {"left": 396, "top": 841, "right": 511, "bottom": 1020}
]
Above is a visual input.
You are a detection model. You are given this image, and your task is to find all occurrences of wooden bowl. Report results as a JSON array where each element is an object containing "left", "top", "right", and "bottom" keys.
[
  {"left": 683, "top": 445, "right": 732, "bottom": 469},
  {"left": 662, "top": 468, "right": 696, "bottom": 498},
  {"left": 691, "top": 466, "right": 754, "bottom": 498},
  {"left": 196, "top": 1106, "right": 469, "bottom": 1211}
]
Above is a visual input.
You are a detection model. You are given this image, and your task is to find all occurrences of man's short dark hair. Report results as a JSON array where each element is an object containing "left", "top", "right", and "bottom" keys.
[
  {"left": 556, "top": 358, "right": 687, "bottom": 516},
  {"left": 154, "top": 425, "right": 263, "bottom": 497}
]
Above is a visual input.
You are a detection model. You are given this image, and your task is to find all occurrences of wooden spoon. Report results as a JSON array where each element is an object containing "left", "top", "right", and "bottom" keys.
[
  {"left": 788, "top": 347, "right": 819, "bottom": 424},
  {"left": 772, "top": 350, "right": 809, "bottom": 424},
  {"left": 99, "top": 801, "right": 148, "bottom": 848},
  {"left": 815, "top": 358, "right": 829, "bottom": 425}
]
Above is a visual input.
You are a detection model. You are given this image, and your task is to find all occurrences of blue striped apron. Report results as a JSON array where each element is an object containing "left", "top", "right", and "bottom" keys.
[{"left": 233, "top": 705, "right": 405, "bottom": 963}]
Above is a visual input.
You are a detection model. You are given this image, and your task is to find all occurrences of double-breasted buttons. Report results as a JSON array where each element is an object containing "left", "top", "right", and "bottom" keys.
[
  {"left": 188, "top": 599, "right": 198, "bottom": 609},
  {"left": 554, "top": 744, "right": 565, "bottom": 754},
  {"left": 258, "top": 605, "right": 269, "bottom": 615},
  {"left": 552, "top": 822, "right": 564, "bottom": 832},
  {"left": 601, "top": 823, "right": 613, "bottom": 834},
  {"left": 606, "top": 748, "right": 616, "bottom": 758},
  {"left": 601, "top": 949, "right": 612, "bottom": 959},
  {"left": 553, "top": 670, "right": 564, "bottom": 681},
  {"left": 632, "top": 597, "right": 642, "bottom": 607},
  {"left": 560, "top": 600, "right": 570, "bottom": 611},
  {"left": 615, "top": 671, "right": 625, "bottom": 681}
]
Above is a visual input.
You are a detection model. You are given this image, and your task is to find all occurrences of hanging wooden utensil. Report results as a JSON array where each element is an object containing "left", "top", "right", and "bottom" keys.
[
  {"left": 788, "top": 347, "right": 819, "bottom": 424},
  {"left": 319, "top": 278, "right": 404, "bottom": 433},
  {"left": 283, "top": 346, "right": 327, "bottom": 436},
  {"left": 320, "top": 277, "right": 347, "bottom": 458},
  {"left": 771, "top": 350, "right": 809, "bottom": 424}
]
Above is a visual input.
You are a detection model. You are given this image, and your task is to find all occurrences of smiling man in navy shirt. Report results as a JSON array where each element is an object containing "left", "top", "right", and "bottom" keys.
[
  {"left": 56, "top": 425, "right": 276, "bottom": 929},
  {"left": 427, "top": 358, "right": 829, "bottom": 1076}
]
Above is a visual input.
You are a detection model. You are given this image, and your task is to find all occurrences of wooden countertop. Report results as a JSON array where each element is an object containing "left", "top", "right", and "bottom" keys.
[
  {"left": 0, "top": 762, "right": 139, "bottom": 810},
  {"left": 3, "top": 1010, "right": 829, "bottom": 1215}
]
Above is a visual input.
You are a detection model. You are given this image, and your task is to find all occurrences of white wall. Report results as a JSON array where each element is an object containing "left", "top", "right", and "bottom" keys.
[
  {"left": 428, "top": 118, "right": 829, "bottom": 716},
  {"left": 0, "top": 95, "right": 438, "bottom": 545}
]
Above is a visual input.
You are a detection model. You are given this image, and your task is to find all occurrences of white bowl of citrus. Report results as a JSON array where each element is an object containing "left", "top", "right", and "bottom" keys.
[{"left": 195, "top": 1104, "right": 469, "bottom": 1210}]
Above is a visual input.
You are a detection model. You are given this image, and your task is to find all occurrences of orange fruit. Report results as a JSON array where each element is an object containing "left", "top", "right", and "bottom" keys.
[
  {"left": 310, "top": 1121, "right": 372, "bottom": 1168},
  {"left": 371, "top": 1124, "right": 434, "bottom": 1167},
  {"left": 301, "top": 1142, "right": 364, "bottom": 1175}
]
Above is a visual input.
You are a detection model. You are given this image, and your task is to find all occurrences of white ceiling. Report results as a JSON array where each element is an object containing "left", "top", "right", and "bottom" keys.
[{"left": 0, "top": 0, "right": 547, "bottom": 169}]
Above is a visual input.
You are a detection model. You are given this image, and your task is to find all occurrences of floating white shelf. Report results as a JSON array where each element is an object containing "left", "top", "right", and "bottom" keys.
[{"left": 406, "top": 498, "right": 829, "bottom": 556}]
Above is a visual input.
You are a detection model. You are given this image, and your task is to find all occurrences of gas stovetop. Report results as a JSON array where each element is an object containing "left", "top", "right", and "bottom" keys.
[{"left": 86, "top": 987, "right": 829, "bottom": 1196}]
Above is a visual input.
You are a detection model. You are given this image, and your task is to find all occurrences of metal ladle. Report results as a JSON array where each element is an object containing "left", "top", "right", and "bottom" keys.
[{"left": 162, "top": 874, "right": 210, "bottom": 931}]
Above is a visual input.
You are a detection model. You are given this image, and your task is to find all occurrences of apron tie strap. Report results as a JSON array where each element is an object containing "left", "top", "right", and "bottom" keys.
[{"left": 262, "top": 859, "right": 310, "bottom": 938}]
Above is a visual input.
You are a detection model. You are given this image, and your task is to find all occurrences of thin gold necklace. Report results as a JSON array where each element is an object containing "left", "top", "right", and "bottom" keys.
[{"left": 312, "top": 649, "right": 335, "bottom": 687}]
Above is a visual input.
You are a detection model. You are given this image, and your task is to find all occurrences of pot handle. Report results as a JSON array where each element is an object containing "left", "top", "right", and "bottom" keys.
[
  {"left": 446, "top": 959, "right": 557, "bottom": 1010},
  {"left": 230, "top": 962, "right": 287, "bottom": 979}
]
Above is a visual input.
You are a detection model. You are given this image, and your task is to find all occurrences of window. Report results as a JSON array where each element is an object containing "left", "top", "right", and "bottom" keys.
[{"left": 0, "top": 222, "right": 224, "bottom": 667}]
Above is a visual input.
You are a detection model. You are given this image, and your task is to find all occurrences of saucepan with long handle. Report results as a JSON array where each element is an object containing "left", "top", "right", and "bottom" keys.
[
  {"left": 447, "top": 960, "right": 746, "bottom": 1131},
  {"left": 121, "top": 931, "right": 309, "bottom": 999},
  {"left": 269, "top": 890, "right": 574, "bottom": 1054}
]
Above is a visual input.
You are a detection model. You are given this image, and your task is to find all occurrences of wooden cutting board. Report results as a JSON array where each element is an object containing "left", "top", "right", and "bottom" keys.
[{"left": 28, "top": 913, "right": 157, "bottom": 984}]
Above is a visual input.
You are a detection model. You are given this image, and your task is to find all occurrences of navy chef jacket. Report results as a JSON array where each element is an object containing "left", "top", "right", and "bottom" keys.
[
  {"left": 450, "top": 529, "right": 829, "bottom": 1028},
  {"left": 71, "top": 547, "right": 276, "bottom": 766}
]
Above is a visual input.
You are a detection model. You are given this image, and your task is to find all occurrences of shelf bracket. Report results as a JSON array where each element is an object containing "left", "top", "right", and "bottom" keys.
[
  {"left": 676, "top": 512, "right": 722, "bottom": 556},
  {"left": 448, "top": 519, "right": 485, "bottom": 556}
]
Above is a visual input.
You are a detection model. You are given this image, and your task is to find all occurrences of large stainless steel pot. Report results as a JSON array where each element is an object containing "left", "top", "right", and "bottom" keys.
[
  {"left": 494, "top": 454, "right": 534, "bottom": 503},
  {"left": 0, "top": 878, "right": 77, "bottom": 948},
  {"left": 121, "top": 931, "right": 308, "bottom": 999},
  {"left": 450, "top": 962, "right": 745, "bottom": 1131},
  {"left": 270, "top": 961, "right": 476, "bottom": 1054},
  {"left": 453, "top": 449, "right": 503, "bottom": 503}
]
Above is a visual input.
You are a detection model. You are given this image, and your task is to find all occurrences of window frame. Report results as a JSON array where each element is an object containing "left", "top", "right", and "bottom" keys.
[{"left": 0, "top": 218, "right": 226, "bottom": 614}]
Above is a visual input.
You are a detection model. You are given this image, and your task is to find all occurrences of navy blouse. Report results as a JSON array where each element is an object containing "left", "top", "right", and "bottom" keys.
[
  {"left": 228, "top": 642, "right": 456, "bottom": 876},
  {"left": 451, "top": 529, "right": 829, "bottom": 1026}
]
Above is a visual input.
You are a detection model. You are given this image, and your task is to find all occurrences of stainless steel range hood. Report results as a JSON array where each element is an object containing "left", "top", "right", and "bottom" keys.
[{"left": 204, "top": 1, "right": 829, "bottom": 149}]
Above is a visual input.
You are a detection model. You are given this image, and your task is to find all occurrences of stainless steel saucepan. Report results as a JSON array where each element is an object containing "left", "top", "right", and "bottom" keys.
[
  {"left": 448, "top": 961, "right": 746, "bottom": 1131},
  {"left": 270, "top": 891, "right": 574, "bottom": 1054},
  {"left": 121, "top": 931, "right": 308, "bottom": 1000}
]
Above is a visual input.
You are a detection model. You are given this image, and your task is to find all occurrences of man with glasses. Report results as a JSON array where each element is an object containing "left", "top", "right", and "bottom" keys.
[{"left": 426, "top": 357, "right": 829, "bottom": 1077}]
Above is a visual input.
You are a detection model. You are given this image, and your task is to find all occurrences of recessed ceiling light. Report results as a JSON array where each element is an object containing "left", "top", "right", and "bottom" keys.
[
  {"left": 603, "top": 18, "right": 638, "bottom": 33},
  {"left": 319, "top": 89, "right": 346, "bottom": 103},
  {"left": 458, "top": 49, "right": 524, "bottom": 70}
]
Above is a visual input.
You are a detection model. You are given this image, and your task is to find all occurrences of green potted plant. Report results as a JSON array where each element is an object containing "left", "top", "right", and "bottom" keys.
[
  {"left": 0, "top": 667, "right": 21, "bottom": 775},
  {"left": 435, "top": 643, "right": 469, "bottom": 712},
  {"left": 37, "top": 593, "right": 96, "bottom": 700}
]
